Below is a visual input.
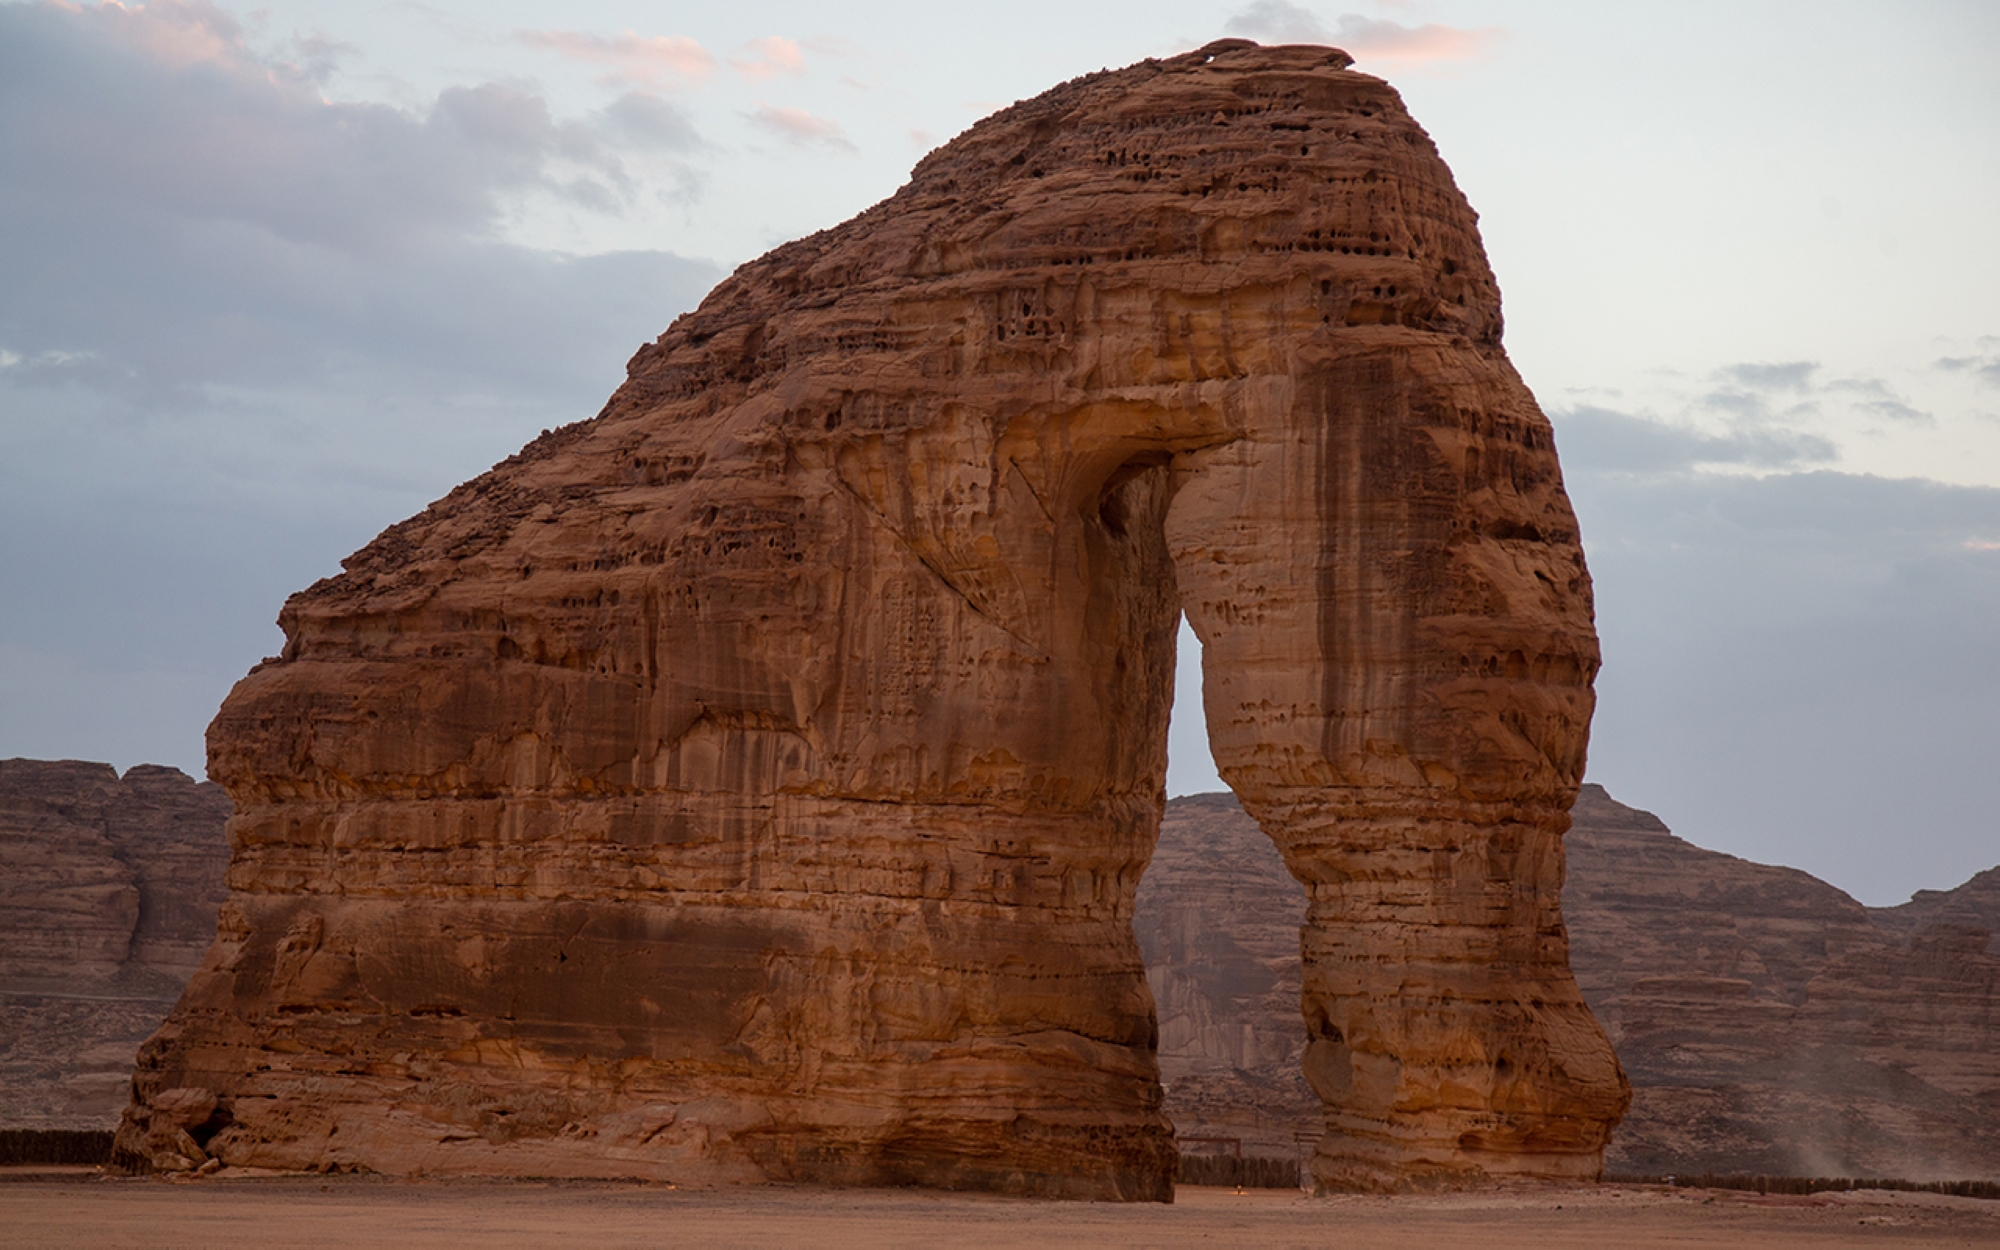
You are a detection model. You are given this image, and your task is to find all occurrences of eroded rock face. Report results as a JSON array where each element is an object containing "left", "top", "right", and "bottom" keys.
[
  {"left": 1134, "top": 793, "right": 1317, "bottom": 1160},
  {"left": 0, "top": 759, "right": 231, "bottom": 1127},
  {"left": 118, "top": 40, "right": 1624, "bottom": 1194},
  {"left": 0, "top": 761, "right": 139, "bottom": 985},
  {"left": 1564, "top": 786, "right": 2000, "bottom": 1180},
  {"left": 1139, "top": 786, "right": 2000, "bottom": 1182}
]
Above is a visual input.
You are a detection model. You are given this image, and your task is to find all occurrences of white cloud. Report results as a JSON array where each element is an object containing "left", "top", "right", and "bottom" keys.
[
  {"left": 1225, "top": 0, "right": 1330, "bottom": 44},
  {"left": 517, "top": 29, "right": 716, "bottom": 89},
  {"left": 68, "top": 0, "right": 242, "bottom": 70},
  {"left": 731, "top": 36, "right": 805, "bottom": 81},
  {"left": 749, "top": 104, "right": 856, "bottom": 152},
  {"left": 0, "top": 0, "right": 724, "bottom": 780},
  {"left": 1225, "top": 3, "right": 1504, "bottom": 65},
  {"left": 278, "top": 30, "right": 357, "bottom": 84}
]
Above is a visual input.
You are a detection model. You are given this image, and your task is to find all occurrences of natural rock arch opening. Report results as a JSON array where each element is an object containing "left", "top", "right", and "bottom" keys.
[{"left": 117, "top": 40, "right": 1627, "bottom": 1198}]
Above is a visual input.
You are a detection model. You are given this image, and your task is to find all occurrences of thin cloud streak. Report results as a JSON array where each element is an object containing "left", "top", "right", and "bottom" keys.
[
  {"left": 1225, "top": 2, "right": 1504, "bottom": 65},
  {"left": 1832, "top": 378, "right": 1934, "bottom": 426},
  {"left": 517, "top": 29, "right": 715, "bottom": 89},
  {"left": 1938, "top": 354, "right": 2000, "bottom": 387},
  {"left": 1563, "top": 360, "right": 1942, "bottom": 463},
  {"left": 1556, "top": 406, "right": 1836, "bottom": 474},
  {"left": 1721, "top": 361, "right": 1819, "bottom": 391},
  {"left": 749, "top": 104, "right": 855, "bottom": 152},
  {"left": 731, "top": 36, "right": 805, "bottom": 81}
]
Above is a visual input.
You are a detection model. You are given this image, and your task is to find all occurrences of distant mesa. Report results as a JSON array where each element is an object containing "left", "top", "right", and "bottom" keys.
[
  {"left": 1141, "top": 785, "right": 2000, "bottom": 1182},
  {"left": 0, "top": 759, "right": 230, "bottom": 1128},
  {"left": 112, "top": 40, "right": 1624, "bottom": 1196},
  {"left": 1564, "top": 785, "right": 2000, "bottom": 1180}
]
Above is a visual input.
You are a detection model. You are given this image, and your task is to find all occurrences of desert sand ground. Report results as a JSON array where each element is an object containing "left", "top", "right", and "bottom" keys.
[{"left": 3, "top": 1173, "right": 1998, "bottom": 1247}]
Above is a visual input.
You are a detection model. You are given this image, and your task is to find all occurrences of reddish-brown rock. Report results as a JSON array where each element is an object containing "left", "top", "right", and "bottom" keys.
[
  {"left": 0, "top": 759, "right": 230, "bottom": 1126},
  {"left": 1138, "top": 785, "right": 2000, "bottom": 1182},
  {"left": 1563, "top": 786, "right": 2000, "bottom": 1179},
  {"left": 0, "top": 761, "right": 139, "bottom": 985},
  {"left": 1871, "top": 867, "right": 2000, "bottom": 942},
  {"left": 118, "top": 40, "right": 1624, "bottom": 1194},
  {"left": 1134, "top": 792, "right": 1317, "bottom": 1162}
]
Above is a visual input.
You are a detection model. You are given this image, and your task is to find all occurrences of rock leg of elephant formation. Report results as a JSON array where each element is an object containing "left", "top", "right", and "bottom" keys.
[{"left": 116, "top": 39, "right": 1629, "bottom": 1196}]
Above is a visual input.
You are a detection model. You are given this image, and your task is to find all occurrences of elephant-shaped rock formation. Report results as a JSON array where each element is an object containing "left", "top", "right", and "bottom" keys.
[{"left": 117, "top": 39, "right": 1628, "bottom": 1196}]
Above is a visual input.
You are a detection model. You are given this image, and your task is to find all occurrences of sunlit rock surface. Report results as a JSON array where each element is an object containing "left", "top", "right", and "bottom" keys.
[{"left": 117, "top": 40, "right": 1624, "bottom": 1195}]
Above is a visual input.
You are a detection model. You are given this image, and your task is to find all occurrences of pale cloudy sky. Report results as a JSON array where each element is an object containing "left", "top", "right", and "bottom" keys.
[{"left": 1, "top": 0, "right": 1995, "bottom": 905}]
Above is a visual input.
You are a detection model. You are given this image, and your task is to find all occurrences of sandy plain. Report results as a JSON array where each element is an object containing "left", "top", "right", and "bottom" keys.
[{"left": 4, "top": 1173, "right": 1999, "bottom": 1248}]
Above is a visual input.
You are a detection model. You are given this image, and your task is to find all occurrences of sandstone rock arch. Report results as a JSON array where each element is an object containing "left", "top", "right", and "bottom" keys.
[{"left": 117, "top": 40, "right": 1628, "bottom": 1197}]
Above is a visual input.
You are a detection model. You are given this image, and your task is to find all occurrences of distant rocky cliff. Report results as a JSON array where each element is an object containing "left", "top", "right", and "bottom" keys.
[
  {"left": 0, "top": 759, "right": 230, "bottom": 1127},
  {"left": 1137, "top": 786, "right": 2000, "bottom": 1180},
  {"left": 1133, "top": 792, "right": 1315, "bottom": 1158},
  {"left": 1564, "top": 785, "right": 2000, "bottom": 1180}
]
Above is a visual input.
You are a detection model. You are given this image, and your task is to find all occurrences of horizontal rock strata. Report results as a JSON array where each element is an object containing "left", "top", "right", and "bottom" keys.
[
  {"left": 119, "top": 39, "right": 1624, "bottom": 1195},
  {"left": 1564, "top": 786, "right": 2000, "bottom": 1179},
  {"left": 1133, "top": 792, "right": 1316, "bottom": 1160},
  {"left": 0, "top": 759, "right": 230, "bottom": 1127},
  {"left": 1137, "top": 786, "right": 2000, "bottom": 1182}
]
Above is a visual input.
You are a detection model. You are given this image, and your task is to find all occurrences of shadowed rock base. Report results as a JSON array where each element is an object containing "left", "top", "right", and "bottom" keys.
[{"left": 117, "top": 39, "right": 1625, "bottom": 1196}]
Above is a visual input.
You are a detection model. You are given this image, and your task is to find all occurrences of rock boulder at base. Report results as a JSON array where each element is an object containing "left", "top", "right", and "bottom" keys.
[{"left": 117, "top": 40, "right": 1625, "bottom": 1196}]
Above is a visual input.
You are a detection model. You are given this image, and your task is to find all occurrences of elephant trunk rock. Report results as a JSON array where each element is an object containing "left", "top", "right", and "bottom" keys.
[{"left": 117, "top": 39, "right": 1627, "bottom": 1197}]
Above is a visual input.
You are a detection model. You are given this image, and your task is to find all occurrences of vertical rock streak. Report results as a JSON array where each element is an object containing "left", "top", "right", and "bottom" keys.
[{"left": 117, "top": 41, "right": 1626, "bottom": 1194}]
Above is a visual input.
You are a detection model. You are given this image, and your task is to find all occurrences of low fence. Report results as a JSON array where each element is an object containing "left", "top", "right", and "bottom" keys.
[
  {"left": 1607, "top": 1173, "right": 2000, "bottom": 1201},
  {"left": 0, "top": 1129, "right": 114, "bottom": 1166},
  {"left": 1176, "top": 1151, "right": 1300, "bottom": 1188},
  {"left": 30, "top": 1130, "right": 1984, "bottom": 1199}
]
